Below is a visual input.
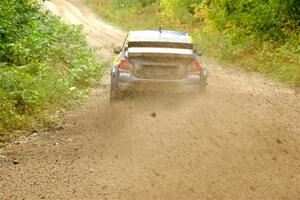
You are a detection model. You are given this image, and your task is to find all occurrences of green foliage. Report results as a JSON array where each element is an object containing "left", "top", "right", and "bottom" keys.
[
  {"left": 0, "top": 0, "right": 103, "bottom": 140},
  {"left": 205, "top": 0, "right": 300, "bottom": 42},
  {"left": 86, "top": 0, "right": 160, "bottom": 30},
  {"left": 160, "top": 0, "right": 200, "bottom": 26},
  {"left": 193, "top": 0, "right": 300, "bottom": 84}
]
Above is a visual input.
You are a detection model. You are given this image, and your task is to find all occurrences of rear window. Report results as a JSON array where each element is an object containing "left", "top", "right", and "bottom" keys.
[
  {"left": 128, "top": 41, "right": 193, "bottom": 49},
  {"left": 131, "top": 56, "right": 193, "bottom": 63}
]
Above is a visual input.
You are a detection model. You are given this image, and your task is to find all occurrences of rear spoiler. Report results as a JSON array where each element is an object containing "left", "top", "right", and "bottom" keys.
[
  {"left": 128, "top": 41, "right": 193, "bottom": 49},
  {"left": 128, "top": 47, "right": 194, "bottom": 58}
]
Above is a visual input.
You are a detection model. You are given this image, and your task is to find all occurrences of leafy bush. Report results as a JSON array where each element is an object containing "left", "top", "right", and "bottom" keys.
[
  {"left": 0, "top": 0, "right": 103, "bottom": 141},
  {"left": 204, "top": 0, "right": 300, "bottom": 42}
]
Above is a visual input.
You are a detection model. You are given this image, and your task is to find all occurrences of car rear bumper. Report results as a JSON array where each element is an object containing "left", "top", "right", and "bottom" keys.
[{"left": 117, "top": 69, "right": 207, "bottom": 91}]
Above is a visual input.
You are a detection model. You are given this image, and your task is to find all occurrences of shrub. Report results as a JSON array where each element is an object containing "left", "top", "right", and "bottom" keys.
[{"left": 0, "top": 0, "right": 103, "bottom": 141}]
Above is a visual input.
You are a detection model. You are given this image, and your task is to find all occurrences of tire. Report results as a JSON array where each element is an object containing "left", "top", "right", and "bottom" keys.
[{"left": 110, "top": 73, "right": 119, "bottom": 102}]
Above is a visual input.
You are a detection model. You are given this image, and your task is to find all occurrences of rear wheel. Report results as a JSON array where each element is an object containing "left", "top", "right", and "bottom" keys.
[{"left": 110, "top": 74, "right": 119, "bottom": 102}]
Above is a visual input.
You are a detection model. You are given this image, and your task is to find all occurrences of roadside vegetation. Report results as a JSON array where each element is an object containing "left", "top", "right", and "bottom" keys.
[
  {"left": 86, "top": 0, "right": 300, "bottom": 85},
  {"left": 0, "top": 0, "right": 103, "bottom": 144}
]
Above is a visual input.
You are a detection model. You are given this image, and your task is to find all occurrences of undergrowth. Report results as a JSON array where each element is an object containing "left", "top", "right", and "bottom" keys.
[{"left": 0, "top": 0, "right": 104, "bottom": 144}]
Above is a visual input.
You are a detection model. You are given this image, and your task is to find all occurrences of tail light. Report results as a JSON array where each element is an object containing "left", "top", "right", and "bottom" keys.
[
  {"left": 117, "top": 58, "right": 133, "bottom": 71},
  {"left": 188, "top": 60, "right": 201, "bottom": 73}
]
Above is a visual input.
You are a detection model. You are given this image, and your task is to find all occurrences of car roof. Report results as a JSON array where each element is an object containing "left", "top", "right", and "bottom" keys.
[{"left": 128, "top": 30, "right": 192, "bottom": 44}]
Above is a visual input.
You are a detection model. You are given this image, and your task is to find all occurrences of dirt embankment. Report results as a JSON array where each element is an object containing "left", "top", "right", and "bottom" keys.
[{"left": 0, "top": 0, "right": 299, "bottom": 199}]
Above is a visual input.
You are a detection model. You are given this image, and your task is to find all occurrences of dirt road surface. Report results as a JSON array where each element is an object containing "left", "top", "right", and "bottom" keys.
[{"left": 0, "top": 0, "right": 299, "bottom": 199}]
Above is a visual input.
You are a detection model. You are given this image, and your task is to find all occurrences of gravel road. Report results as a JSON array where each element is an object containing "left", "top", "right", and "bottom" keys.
[{"left": 0, "top": 0, "right": 299, "bottom": 199}]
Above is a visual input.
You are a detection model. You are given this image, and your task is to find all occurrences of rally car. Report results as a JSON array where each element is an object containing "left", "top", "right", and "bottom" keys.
[{"left": 110, "top": 29, "right": 208, "bottom": 100}]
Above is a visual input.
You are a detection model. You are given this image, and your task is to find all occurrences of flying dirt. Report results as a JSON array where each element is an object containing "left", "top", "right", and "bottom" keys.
[{"left": 0, "top": 0, "right": 299, "bottom": 199}]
